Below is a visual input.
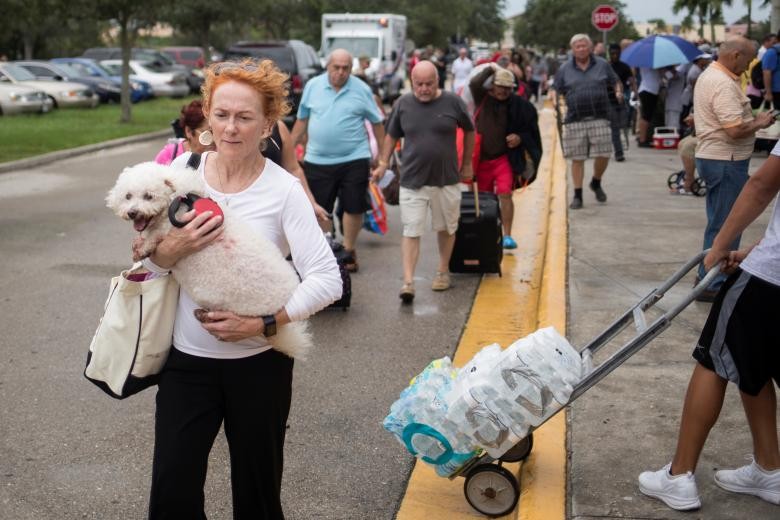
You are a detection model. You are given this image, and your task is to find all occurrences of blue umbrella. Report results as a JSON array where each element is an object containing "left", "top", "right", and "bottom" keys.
[{"left": 620, "top": 35, "right": 701, "bottom": 68}]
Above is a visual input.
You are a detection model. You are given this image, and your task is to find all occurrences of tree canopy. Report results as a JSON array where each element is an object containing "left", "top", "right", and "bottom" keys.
[{"left": 514, "top": 0, "right": 640, "bottom": 51}]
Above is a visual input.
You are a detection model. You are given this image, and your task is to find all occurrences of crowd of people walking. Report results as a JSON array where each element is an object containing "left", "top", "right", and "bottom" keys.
[{"left": 137, "top": 29, "right": 780, "bottom": 517}]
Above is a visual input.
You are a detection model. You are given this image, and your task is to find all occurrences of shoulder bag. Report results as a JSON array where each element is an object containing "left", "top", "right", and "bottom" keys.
[{"left": 84, "top": 263, "right": 179, "bottom": 399}]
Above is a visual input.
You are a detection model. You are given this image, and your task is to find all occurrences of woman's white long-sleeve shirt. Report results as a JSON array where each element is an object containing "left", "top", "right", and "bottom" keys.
[{"left": 147, "top": 151, "right": 342, "bottom": 359}]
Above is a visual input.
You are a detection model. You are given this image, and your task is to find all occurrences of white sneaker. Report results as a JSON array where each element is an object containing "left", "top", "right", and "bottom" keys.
[
  {"left": 638, "top": 463, "right": 701, "bottom": 511},
  {"left": 714, "top": 456, "right": 780, "bottom": 505}
]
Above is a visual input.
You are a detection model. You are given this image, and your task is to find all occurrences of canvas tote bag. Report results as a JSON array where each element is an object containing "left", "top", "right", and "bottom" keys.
[{"left": 84, "top": 262, "right": 179, "bottom": 399}]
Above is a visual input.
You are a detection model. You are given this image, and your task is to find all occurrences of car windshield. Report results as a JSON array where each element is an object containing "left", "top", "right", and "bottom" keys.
[
  {"left": 135, "top": 51, "right": 174, "bottom": 66},
  {"left": 0, "top": 63, "right": 36, "bottom": 81},
  {"left": 139, "top": 60, "right": 167, "bottom": 73},
  {"left": 325, "top": 37, "right": 379, "bottom": 59},
  {"left": 224, "top": 47, "right": 295, "bottom": 72},
  {"left": 54, "top": 63, "right": 84, "bottom": 78},
  {"left": 68, "top": 61, "right": 107, "bottom": 77},
  {"left": 101, "top": 63, "right": 121, "bottom": 75}
]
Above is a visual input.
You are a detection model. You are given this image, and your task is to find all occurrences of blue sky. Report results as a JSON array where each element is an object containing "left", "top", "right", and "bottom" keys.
[{"left": 504, "top": 0, "right": 770, "bottom": 25}]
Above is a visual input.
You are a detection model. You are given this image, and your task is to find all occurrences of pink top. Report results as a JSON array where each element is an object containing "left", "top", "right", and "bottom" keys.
[{"left": 154, "top": 139, "right": 186, "bottom": 165}]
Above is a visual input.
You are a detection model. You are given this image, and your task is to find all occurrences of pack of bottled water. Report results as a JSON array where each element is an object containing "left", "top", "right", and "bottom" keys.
[
  {"left": 445, "top": 327, "right": 583, "bottom": 458},
  {"left": 384, "top": 328, "right": 583, "bottom": 471},
  {"left": 383, "top": 357, "right": 481, "bottom": 477}
]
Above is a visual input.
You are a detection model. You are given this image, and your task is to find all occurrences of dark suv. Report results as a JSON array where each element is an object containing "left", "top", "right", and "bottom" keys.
[
  {"left": 223, "top": 40, "right": 323, "bottom": 123},
  {"left": 81, "top": 47, "right": 203, "bottom": 93}
]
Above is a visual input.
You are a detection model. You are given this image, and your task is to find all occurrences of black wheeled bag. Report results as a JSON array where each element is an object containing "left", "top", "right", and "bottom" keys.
[
  {"left": 449, "top": 184, "right": 503, "bottom": 276},
  {"left": 325, "top": 234, "right": 352, "bottom": 310}
]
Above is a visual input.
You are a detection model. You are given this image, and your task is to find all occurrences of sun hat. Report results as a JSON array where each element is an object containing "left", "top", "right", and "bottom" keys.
[{"left": 493, "top": 67, "right": 515, "bottom": 87}]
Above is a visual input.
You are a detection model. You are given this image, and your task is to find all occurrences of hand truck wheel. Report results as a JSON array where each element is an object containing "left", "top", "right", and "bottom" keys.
[
  {"left": 667, "top": 171, "right": 682, "bottom": 190},
  {"left": 463, "top": 464, "right": 520, "bottom": 517},
  {"left": 498, "top": 433, "right": 533, "bottom": 463},
  {"left": 692, "top": 178, "right": 706, "bottom": 197}
]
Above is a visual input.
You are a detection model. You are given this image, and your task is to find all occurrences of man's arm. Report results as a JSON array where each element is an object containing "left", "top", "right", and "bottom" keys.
[
  {"left": 469, "top": 65, "right": 495, "bottom": 104},
  {"left": 371, "top": 133, "right": 399, "bottom": 182},
  {"left": 371, "top": 122, "right": 386, "bottom": 152},
  {"left": 722, "top": 111, "right": 774, "bottom": 139},
  {"left": 764, "top": 69, "right": 774, "bottom": 101},
  {"left": 461, "top": 130, "right": 474, "bottom": 181},
  {"left": 289, "top": 118, "right": 308, "bottom": 146}
]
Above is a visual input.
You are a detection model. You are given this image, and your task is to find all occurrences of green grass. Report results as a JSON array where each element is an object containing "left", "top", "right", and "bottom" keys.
[{"left": 0, "top": 95, "right": 199, "bottom": 163}]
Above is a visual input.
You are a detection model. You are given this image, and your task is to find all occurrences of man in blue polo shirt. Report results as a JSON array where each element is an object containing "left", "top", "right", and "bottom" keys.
[
  {"left": 761, "top": 31, "right": 780, "bottom": 110},
  {"left": 291, "top": 48, "right": 385, "bottom": 272}
]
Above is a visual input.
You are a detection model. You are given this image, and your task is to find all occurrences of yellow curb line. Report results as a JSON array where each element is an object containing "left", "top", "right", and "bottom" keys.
[
  {"left": 395, "top": 107, "right": 568, "bottom": 520},
  {"left": 518, "top": 110, "right": 568, "bottom": 520}
]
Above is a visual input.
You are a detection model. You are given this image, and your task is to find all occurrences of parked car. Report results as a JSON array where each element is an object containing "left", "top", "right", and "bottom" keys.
[
  {"left": 100, "top": 60, "right": 189, "bottom": 98},
  {"left": 0, "top": 82, "right": 53, "bottom": 115},
  {"left": 223, "top": 40, "right": 323, "bottom": 123},
  {"left": 161, "top": 46, "right": 207, "bottom": 69},
  {"left": 14, "top": 60, "right": 121, "bottom": 103},
  {"left": 0, "top": 63, "right": 98, "bottom": 108},
  {"left": 83, "top": 47, "right": 203, "bottom": 93},
  {"left": 51, "top": 57, "right": 153, "bottom": 103}
]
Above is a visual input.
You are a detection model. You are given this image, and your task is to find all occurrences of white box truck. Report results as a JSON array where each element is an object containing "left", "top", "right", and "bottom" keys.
[{"left": 321, "top": 13, "right": 407, "bottom": 102}]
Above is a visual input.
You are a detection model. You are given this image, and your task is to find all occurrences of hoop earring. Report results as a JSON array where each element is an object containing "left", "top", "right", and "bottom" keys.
[{"left": 198, "top": 130, "right": 214, "bottom": 146}]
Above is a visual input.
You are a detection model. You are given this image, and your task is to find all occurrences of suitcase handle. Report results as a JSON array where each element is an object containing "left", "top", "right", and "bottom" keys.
[{"left": 471, "top": 181, "right": 480, "bottom": 219}]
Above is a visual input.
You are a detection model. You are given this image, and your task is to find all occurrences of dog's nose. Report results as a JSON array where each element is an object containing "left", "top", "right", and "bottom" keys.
[{"left": 127, "top": 209, "right": 138, "bottom": 220}]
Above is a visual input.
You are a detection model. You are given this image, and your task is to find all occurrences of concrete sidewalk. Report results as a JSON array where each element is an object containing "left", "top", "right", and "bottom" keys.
[{"left": 567, "top": 137, "right": 777, "bottom": 519}]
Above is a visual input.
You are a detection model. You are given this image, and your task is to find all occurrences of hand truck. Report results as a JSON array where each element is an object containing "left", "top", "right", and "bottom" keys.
[{"left": 449, "top": 252, "right": 720, "bottom": 517}]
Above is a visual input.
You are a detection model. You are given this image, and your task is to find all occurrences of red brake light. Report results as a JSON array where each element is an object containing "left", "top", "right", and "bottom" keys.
[{"left": 291, "top": 75, "right": 303, "bottom": 94}]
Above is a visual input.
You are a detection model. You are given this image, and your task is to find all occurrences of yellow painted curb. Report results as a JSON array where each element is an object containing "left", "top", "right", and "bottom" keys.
[
  {"left": 395, "top": 107, "right": 568, "bottom": 520},
  {"left": 518, "top": 110, "right": 568, "bottom": 520}
]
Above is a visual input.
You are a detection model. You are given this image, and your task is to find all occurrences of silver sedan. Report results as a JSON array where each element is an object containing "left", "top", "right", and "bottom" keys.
[
  {"left": 0, "top": 63, "right": 98, "bottom": 109},
  {"left": 0, "top": 82, "right": 54, "bottom": 115}
]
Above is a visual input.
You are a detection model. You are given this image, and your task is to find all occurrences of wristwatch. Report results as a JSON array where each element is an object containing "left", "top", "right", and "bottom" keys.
[{"left": 262, "top": 315, "right": 277, "bottom": 337}]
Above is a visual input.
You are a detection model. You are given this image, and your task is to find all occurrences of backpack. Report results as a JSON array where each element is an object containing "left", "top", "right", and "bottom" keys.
[
  {"left": 751, "top": 60, "right": 765, "bottom": 90},
  {"left": 752, "top": 44, "right": 780, "bottom": 90}
]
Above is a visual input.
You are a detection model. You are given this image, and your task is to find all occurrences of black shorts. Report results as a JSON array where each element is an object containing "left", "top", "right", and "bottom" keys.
[
  {"left": 638, "top": 91, "right": 658, "bottom": 122},
  {"left": 693, "top": 269, "right": 780, "bottom": 396},
  {"left": 304, "top": 158, "right": 370, "bottom": 214}
]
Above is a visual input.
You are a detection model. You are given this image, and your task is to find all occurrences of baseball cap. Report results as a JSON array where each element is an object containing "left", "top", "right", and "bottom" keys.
[{"left": 493, "top": 67, "right": 515, "bottom": 87}]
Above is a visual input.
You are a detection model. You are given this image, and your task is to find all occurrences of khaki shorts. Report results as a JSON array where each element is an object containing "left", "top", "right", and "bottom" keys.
[
  {"left": 561, "top": 119, "right": 612, "bottom": 160},
  {"left": 678, "top": 135, "right": 697, "bottom": 159},
  {"left": 399, "top": 184, "right": 461, "bottom": 237}
]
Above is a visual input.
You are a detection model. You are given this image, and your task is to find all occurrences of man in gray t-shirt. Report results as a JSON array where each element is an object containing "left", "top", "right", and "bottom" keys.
[{"left": 372, "top": 60, "right": 474, "bottom": 303}]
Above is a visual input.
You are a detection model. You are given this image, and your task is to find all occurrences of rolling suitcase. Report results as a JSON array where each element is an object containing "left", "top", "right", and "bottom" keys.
[
  {"left": 449, "top": 184, "right": 503, "bottom": 276},
  {"left": 325, "top": 233, "right": 352, "bottom": 310}
]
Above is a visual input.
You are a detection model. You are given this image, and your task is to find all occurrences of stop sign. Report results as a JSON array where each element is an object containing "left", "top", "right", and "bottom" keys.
[{"left": 592, "top": 5, "right": 619, "bottom": 32}]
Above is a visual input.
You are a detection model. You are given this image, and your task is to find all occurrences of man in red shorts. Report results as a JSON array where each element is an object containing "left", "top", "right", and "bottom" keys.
[{"left": 469, "top": 64, "right": 542, "bottom": 249}]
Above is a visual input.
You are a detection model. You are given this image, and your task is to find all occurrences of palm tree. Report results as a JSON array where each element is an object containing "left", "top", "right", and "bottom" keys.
[
  {"left": 673, "top": 0, "right": 708, "bottom": 39},
  {"left": 709, "top": 1, "right": 730, "bottom": 42}
]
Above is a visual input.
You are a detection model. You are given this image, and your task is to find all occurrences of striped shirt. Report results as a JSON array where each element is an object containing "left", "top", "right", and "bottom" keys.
[{"left": 693, "top": 61, "right": 756, "bottom": 161}]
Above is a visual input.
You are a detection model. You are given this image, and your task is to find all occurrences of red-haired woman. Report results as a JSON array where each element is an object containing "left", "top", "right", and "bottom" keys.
[{"left": 143, "top": 59, "right": 342, "bottom": 519}]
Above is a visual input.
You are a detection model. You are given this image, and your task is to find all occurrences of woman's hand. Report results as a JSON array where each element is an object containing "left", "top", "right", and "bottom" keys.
[
  {"left": 151, "top": 209, "right": 224, "bottom": 268},
  {"left": 195, "top": 309, "right": 265, "bottom": 342},
  {"left": 313, "top": 202, "right": 331, "bottom": 222}
]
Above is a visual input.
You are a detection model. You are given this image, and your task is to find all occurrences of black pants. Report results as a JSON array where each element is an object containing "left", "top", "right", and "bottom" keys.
[
  {"left": 610, "top": 119, "right": 624, "bottom": 158},
  {"left": 149, "top": 348, "right": 294, "bottom": 520}
]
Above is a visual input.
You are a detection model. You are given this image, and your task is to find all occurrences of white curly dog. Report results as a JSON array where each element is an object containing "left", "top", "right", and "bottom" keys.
[{"left": 106, "top": 161, "right": 311, "bottom": 360}]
